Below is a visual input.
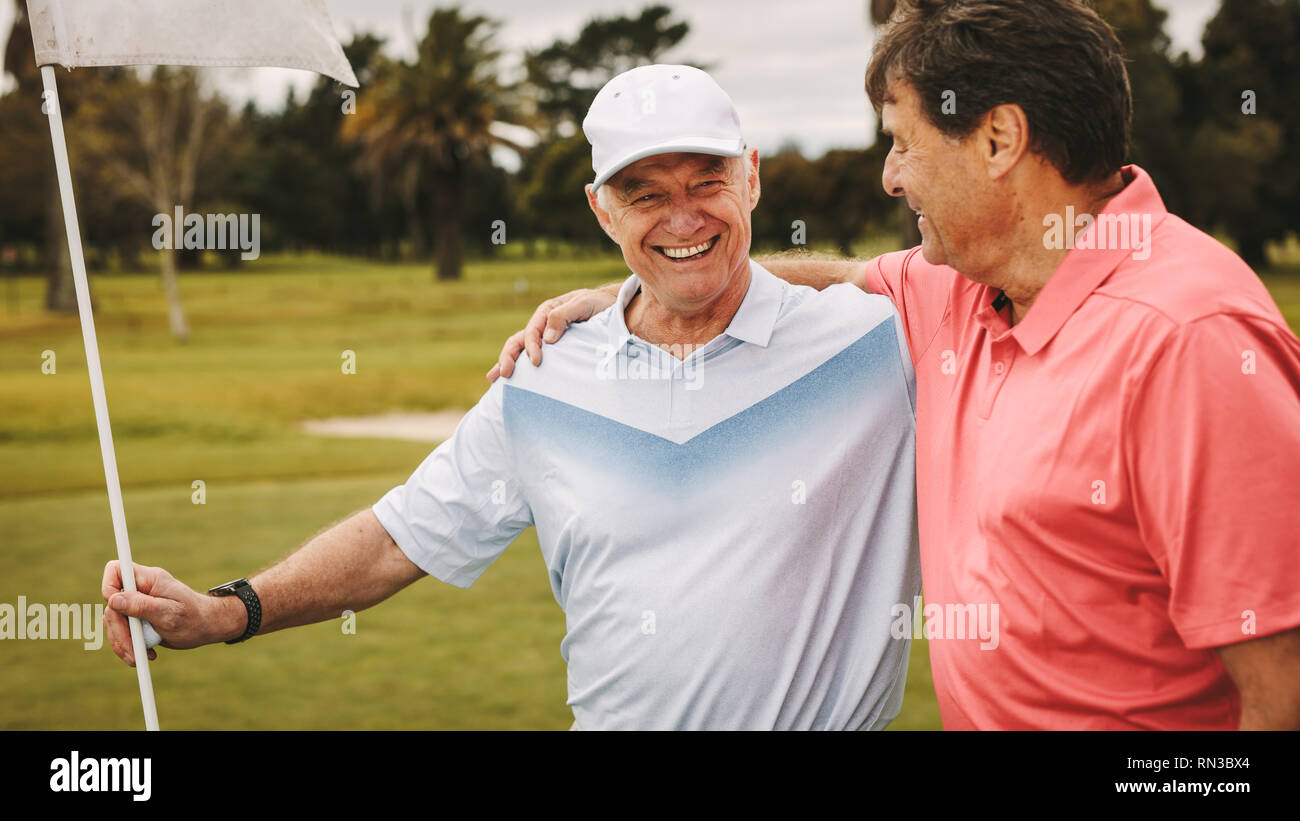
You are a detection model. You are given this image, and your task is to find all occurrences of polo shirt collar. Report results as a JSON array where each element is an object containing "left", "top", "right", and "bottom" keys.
[
  {"left": 1005, "top": 164, "right": 1169, "bottom": 356},
  {"left": 608, "top": 258, "right": 782, "bottom": 349}
]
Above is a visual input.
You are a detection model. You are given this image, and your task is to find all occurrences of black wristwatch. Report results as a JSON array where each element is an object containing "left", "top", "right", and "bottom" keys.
[{"left": 209, "top": 578, "right": 262, "bottom": 644}]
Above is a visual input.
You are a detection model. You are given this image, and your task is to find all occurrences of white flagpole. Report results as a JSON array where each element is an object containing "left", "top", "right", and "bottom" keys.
[{"left": 40, "top": 64, "right": 161, "bottom": 732}]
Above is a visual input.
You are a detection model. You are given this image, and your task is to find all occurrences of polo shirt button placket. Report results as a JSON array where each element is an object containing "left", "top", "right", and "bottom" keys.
[
  {"left": 668, "top": 351, "right": 691, "bottom": 427},
  {"left": 980, "top": 344, "right": 1016, "bottom": 418}
]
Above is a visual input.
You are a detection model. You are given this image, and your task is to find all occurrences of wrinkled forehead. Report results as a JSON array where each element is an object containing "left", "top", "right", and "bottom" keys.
[
  {"left": 878, "top": 78, "right": 921, "bottom": 133},
  {"left": 608, "top": 152, "right": 734, "bottom": 193}
]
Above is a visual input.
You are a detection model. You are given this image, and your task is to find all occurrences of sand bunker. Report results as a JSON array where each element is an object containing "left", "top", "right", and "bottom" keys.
[{"left": 299, "top": 410, "right": 466, "bottom": 443}]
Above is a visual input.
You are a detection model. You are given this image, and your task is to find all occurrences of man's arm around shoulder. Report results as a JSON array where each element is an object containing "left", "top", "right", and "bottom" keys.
[{"left": 757, "top": 251, "right": 872, "bottom": 292}]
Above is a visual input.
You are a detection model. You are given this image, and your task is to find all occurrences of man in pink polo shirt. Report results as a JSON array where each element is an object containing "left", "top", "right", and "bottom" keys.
[
  {"left": 852, "top": 159, "right": 1300, "bottom": 729},
  {"left": 489, "top": 0, "right": 1300, "bottom": 729}
]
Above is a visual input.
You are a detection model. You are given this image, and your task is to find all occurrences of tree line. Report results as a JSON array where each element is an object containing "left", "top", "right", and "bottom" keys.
[{"left": 1, "top": 1, "right": 1296, "bottom": 323}]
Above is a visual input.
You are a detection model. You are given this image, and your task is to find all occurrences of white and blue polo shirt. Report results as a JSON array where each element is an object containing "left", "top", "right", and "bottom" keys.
[{"left": 372, "top": 259, "right": 919, "bottom": 730}]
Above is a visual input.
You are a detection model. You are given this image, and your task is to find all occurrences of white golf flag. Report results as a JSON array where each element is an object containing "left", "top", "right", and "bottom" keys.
[{"left": 27, "top": 0, "right": 358, "bottom": 85}]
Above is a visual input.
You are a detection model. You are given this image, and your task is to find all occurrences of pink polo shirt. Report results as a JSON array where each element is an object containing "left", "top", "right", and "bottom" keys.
[{"left": 865, "top": 164, "right": 1300, "bottom": 729}]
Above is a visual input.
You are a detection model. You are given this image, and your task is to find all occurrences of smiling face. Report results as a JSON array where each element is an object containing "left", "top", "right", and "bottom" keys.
[
  {"left": 587, "top": 149, "right": 760, "bottom": 314},
  {"left": 880, "top": 80, "right": 991, "bottom": 271}
]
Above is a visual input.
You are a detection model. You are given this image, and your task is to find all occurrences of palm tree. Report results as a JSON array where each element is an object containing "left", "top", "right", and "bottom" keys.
[
  {"left": 870, "top": 0, "right": 897, "bottom": 24},
  {"left": 343, "top": 8, "right": 523, "bottom": 281}
]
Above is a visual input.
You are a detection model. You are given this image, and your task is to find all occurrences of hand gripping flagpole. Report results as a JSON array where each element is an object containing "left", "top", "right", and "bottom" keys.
[{"left": 40, "top": 64, "right": 160, "bottom": 731}]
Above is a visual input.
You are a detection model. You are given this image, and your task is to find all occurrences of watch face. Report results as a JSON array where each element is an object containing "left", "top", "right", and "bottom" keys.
[{"left": 209, "top": 578, "right": 247, "bottom": 595}]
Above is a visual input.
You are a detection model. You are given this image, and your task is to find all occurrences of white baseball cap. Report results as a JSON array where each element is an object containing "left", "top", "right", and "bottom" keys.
[{"left": 583, "top": 64, "right": 746, "bottom": 191}]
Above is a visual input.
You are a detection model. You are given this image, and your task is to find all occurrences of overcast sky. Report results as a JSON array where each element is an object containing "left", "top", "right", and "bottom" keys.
[{"left": 2, "top": 0, "right": 1223, "bottom": 159}]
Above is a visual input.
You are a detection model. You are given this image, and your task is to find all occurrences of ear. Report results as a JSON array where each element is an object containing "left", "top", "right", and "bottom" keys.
[
  {"left": 745, "top": 147, "right": 761, "bottom": 210},
  {"left": 586, "top": 184, "right": 617, "bottom": 241},
  {"left": 979, "top": 103, "right": 1030, "bottom": 180}
]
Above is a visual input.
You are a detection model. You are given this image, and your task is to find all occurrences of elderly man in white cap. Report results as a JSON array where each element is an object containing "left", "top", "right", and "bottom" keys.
[{"left": 100, "top": 65, "right": 920, "bottom": 730}]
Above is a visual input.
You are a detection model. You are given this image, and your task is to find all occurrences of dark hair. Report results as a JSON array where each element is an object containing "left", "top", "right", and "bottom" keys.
[{"left": 865, "top": 0, "right": 1131, "bottom": 185}]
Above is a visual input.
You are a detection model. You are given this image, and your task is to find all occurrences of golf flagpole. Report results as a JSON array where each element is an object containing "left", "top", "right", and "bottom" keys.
[
  {"left": 25, "top": 0, "right": 356, "bottom": 731},
  {"left": 40, "top": 64, "right": 160, "bottom": 732}
]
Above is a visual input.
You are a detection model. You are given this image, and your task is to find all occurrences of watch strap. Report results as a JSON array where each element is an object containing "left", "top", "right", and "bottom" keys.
[{"left": 209, "top": 579, "right": 262, "bottom": 644}]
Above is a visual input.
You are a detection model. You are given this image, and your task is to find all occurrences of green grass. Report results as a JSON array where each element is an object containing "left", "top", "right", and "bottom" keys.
[
  {"left": 0, "top": 476, "right": 570, "bottom": 729},
  {"left": 0, "top": 253, "right": 618, "bottom": 729},
  {"left": 1, "top": 246, "right": 1296, "bottom": 730},
  {"left": 0, "top": 253, "right": 626, "bottom": 497}
]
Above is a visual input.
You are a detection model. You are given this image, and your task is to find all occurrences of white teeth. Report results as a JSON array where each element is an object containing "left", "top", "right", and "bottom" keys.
[{"left": 661, "top": 238, "right": 715, "bottom": 259}]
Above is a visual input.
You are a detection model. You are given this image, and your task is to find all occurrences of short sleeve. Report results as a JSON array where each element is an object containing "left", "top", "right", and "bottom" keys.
[
  {"left": 863, "top": 247, "right": 955, "bottom": 366},
  {"left": 372, "top": 381, "right": 534, "bottom": 589},
  {"left": 1124, "top": 313, "right": 1300, "bottom": 648}
]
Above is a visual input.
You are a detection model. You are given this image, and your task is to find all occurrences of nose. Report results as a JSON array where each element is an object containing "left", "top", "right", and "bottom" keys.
[
  {"left": 664, "top": 203, "right": 708, "bottom": 239},
  {"left": 882, "top": 147, "right": 904, "bottom": 198}
]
